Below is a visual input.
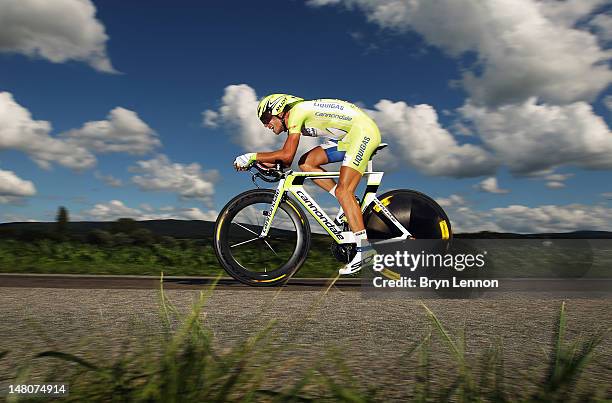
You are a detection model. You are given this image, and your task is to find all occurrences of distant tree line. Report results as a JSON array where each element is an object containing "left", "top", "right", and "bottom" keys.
[{"left": 0, "top": 207, "right": 195, "bottom": 248}]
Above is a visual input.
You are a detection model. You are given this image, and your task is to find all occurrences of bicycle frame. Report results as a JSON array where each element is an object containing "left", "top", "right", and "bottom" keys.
[{"left": 259, "top": 164, "right": 412, "bottom": 244}]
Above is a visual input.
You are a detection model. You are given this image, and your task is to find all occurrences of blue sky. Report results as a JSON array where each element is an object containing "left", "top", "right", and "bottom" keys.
[{"left": 0, "top": 0, "right": 611, "bottom": 233}]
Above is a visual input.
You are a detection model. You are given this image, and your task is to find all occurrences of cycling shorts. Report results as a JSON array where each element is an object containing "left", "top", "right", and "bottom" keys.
[{"left": 320, "top": 123, "right": 381, "bottom": 174}]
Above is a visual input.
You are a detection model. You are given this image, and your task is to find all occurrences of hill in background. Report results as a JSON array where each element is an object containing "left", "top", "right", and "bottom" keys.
[
  {"left": 0, "top": 220, "right": 611, "bottom": 239},
  {"left": 0, "top": 220, "right": 215, "bottom": 239}
]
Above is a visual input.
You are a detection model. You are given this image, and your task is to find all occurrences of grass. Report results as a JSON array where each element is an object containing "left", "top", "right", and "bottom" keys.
[
  {"left": 0, "top": 239, "right": 224, "bottom": 277},
  {"left": 1, "top": 280, "right": 609, "bottom": 402},
  {"left": 1, "top": 237, "right": 611, "bottom": 279},
  {"left": 0, "top": 238, "right": 338, "bottom": 278}
]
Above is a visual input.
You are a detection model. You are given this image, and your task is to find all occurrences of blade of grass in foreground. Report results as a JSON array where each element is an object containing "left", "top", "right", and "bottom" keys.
[
  {"left": 34, "top": 351, "right": 98, "bottom": 370},
  {"left": 420, "top": 302, "right": 482, "bottom": 402},
  {"left": 420, "top": 302, "right": 462, "bottom": 363},
  {"left": 533, "top": 301, "right": 607, "bottom": 402}
]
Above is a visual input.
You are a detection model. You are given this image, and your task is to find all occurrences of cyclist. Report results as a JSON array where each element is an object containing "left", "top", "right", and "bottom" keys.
[{"left": 233, "top": 94, "right": 381, "bottom": 274}]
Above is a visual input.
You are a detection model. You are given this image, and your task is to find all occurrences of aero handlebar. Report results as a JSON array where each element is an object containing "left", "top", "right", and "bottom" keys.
[{"left": 249, "top": 161, "right": 285, "bottom": 183}]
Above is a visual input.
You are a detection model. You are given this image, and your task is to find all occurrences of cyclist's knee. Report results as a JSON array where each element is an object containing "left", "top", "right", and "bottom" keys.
[
  {"left": 298, "top": 153, "right": 318, "bottom": 171},
  {"left": 299, "top": 161, "right": 318, "bottom": 171},
  {"left": 335, "top": 185, "right": 352, "bottom": 200},
  {"left": 299, "top": 162, "right": 311, "bottom": 171}
]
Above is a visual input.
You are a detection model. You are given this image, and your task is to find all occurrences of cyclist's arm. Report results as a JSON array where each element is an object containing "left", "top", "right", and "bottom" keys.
[{"left": 254, "top": 132, "right": 300, "bottom": 167}]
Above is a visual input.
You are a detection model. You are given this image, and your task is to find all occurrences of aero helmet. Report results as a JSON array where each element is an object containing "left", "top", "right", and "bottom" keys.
[{"left": 257, "top": 94, "right": 303, "bottom": 122}]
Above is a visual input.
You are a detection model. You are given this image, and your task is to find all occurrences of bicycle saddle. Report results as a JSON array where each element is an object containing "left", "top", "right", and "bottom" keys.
[{"left": 371, "top": 143, "right": 388, "bottom": 157}]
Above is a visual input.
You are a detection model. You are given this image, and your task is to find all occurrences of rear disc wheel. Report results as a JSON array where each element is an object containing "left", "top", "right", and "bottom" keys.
[{"left": 363, "top": 189, "right": 452, "bottom": 240}]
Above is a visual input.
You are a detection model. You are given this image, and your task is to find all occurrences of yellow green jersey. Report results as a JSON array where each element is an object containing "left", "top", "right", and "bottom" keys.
[
  {"left": 287, "top": 99, "right": 382, "bottom": 174},
  {"left": 287, "top": 99, "right": 375, "bottom": 140}
]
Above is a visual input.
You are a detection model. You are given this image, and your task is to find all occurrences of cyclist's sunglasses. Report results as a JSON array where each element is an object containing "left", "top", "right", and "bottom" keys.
[{"left": 260, "top": 112, "right": 273, "bottom": 125}]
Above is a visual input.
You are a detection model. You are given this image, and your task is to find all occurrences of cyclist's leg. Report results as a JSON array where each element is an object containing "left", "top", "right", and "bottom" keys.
[
  {"left": 336, "top": 124, "right": 381, "bottom": 232},
  {"left": 337, "top": 123, "right": 381, "bottom": 274},
  {"left": 335, "top": 166, "right": 364, "bottom": 232},
  {"left": 298, "top": 141, "right": 344, "bottom": 192}
]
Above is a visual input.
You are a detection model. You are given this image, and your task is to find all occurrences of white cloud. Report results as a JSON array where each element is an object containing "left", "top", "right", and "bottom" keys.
[
  {"left": 536, "top": 0, "right": 607, "bottom": 27},
  {"left": 85, "top": 200, "right": 142, "bottom": 221},
  {"left": 450, "top": 206, "right": 502, "bottom": 233},
  {"left": 139, "top": 203, "right": 154, "bottom": 212},
  {"left": 544, "top": 173, "right": 574, "bottom": 182},
  {"left": 0, "top": 92, "right": 96, "bottom": 170},
  {"left": 94, "top": 171, "right": 123, "bottom": 187},
  {"left": 460, "top": 98, "right": 612, "bottom": 175},
  {"left": 604, "top": 95, "right": 612, "bottom": 111},
  {"left": 2, "top": 214, "right": 38, "bottom": 223},
  {"left": 368, "top": 100, "right": 497, "bottom": 177},
  {"left": 82, "top": 200, "right": 218, "bottom": 221},
  {"left": 62, "top": 107, "right": 161, "bottom": 155},
  {"left": 306, "top": 0, "right": 342, "bottom": 5},
  {"left": 546, "top": 181, "right": 565, "bottom": 189},
  {"left": 130, "top": 154, "right": 219, "bottom": 205},
  {"left": 203, "top": 84, "right": 322, "bottom": 168},
  {"left": 435, "top": 194, "right": 466, "bottom": 208},
  {"left": 589, "top": 13, "right": 612, "bottom": 42},
  {"left": 491, "top": 204, "right": 612, "bottom": 233},
  {"left": 452, "top": 122, "right": 475, "bottom": 136},
  {"left": 449, "top": 203, "right": 612, "bottom": 233},
  {"left": 0, "top": 0, "right": 117, "bottom": 73},
  {"left": 203, "top": 84, "right": 282, "bottom": 150},
  {"left": 1, "top": 93, "right": 160, "bottom": 170},
  {"left": 0, "top": 167, "right": 36, "bottom": 204},
  {"left": 307, "top": 0, "right": 612, "bottom": 107},
  {"left": 201, "top": 110, "right": 219, "bottom": 128},
  {"left": 602, "top": 192, "right": 612, "bottom": 199},
  {"left": 474, "top": 177, "right": 509, "bottom": 194},
  {"left": 540, "top": 172, "right": 574, "bottom": 189},
  {"left": 177, "top": 207, "right": 218, "bottom": 221}
]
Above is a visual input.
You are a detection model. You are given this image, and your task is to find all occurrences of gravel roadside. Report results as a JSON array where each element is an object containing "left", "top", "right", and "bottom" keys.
[{"left": 0, "top": 287, "right": 610, "bottom": 399}]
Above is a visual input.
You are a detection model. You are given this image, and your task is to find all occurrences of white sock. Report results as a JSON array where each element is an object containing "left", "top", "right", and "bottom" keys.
[
  {"left": 329, "top": 184, "right": 337, "bottom": 197},
  {"left": 354, "top": 229, "right": 368, "bottom": 249}
]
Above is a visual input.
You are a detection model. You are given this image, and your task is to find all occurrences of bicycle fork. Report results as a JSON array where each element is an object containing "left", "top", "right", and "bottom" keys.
[{"left": 260, "top": 178, "right": 285, "bottom": 238}]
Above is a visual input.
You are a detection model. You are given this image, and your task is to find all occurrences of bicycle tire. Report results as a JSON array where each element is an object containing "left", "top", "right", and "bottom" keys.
[
  {"left": 362, "top": 189, "right": 452, "bottom": 284},
  {"left": 363, "top": 189, "right": 452, "bottom": 240},
  {"left": 213, "top": 189, "right": 311, "bottom": 286}
]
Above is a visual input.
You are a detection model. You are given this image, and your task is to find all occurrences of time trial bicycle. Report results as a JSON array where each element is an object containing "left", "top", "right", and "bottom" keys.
[{"left": 213, "top": 143, "right": 452, "bottom": 286}]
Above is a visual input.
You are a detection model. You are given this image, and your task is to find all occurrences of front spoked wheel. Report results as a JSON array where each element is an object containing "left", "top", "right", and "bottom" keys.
[{"left": 213, "top": 189, "right": 311, "bottom": 286}]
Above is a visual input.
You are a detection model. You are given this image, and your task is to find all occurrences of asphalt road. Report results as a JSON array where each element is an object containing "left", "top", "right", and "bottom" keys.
[
  {"left": 1, "top": 273, "right": 611, "bottom": 293},
  {"left": 0, "top": 274, "right": 610, "bottom": 400}
]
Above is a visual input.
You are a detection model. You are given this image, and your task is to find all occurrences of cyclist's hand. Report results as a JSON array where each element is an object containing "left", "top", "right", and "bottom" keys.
[{"left": 233, "top": 153, "right": 256, "bottom": 171}]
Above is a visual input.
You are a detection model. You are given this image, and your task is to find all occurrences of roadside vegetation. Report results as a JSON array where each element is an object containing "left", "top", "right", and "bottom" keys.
[
  {"left": 0, "top": 237, "right": 338, "bottom": 278},
  {"left": 1, "top": 208, "right": 609, "bottom": 278},
  {"left": 2, "top": 283, "right": 608, "bottom": 401},
  {"left": 0, "top": 214, "right": 338, "bottom": 277}
]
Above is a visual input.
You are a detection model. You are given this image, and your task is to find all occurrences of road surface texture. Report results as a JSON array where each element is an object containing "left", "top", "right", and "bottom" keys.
[{"left": 0, "top": 276, "right": 610, "bottom": 400}]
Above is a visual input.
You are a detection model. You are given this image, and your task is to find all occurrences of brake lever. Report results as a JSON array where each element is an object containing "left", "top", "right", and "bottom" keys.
[
  {"left": 249, "top": 164, "right": 280, "bottom": 186},
  {"left": 252, "top": 162, "right": 282, "bottom": 181},
  {"left": 251, "top": 171, "right": 261, "bottom": 188}
]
